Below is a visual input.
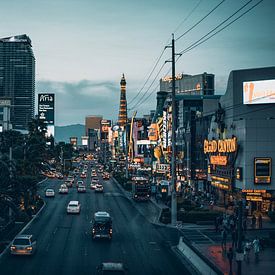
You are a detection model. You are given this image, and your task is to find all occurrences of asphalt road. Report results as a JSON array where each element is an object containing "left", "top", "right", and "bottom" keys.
[{"left": 0, "top": 162, "right": 190, "bottom": 275}]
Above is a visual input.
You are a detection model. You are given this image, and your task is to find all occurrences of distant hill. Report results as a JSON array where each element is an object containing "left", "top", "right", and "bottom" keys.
[{"left": 55, "top": 124, "right": 85, "bottom": 144}]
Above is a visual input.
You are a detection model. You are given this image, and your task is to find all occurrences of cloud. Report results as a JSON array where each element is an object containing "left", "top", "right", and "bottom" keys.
[
  {"left": 36, "top": 80, "right": 119, "bottom": 126},
  {"left": 36, "top": 79, "right": 157, "bottom": 126}
]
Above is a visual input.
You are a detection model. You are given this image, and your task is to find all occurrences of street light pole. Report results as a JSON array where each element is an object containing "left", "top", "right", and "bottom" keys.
[{"left": 171, "top": 34, "right": 177, "bottom": 226}]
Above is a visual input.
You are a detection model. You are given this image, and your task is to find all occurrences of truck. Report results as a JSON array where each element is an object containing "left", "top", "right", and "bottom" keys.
[{"left": 132, "top": 176, "right": 150, "bottom": 201}]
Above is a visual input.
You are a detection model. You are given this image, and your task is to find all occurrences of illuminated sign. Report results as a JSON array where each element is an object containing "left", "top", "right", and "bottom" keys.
[
  {"left": 243, "top": 79, "right": 275, "bottom": 104},
  {"left": 210, "top": 155, "right": 228, "bottom": 166},
  {"left": 211, "top": 175, "right": 230, "bottom": 183},
  {"left": 38, "top": 93, "right": 55, "bottom": 125},
  {"left": 204, "top": 137, "right": 237, "bottom": 154},
  {"left": 148, "top": 123, "right": 158, "bottom": 141},
  {"left": 242, "top": 189, "right": 266, "bottom": 193},
  {"left": 211, "top": 181, "right": 230, "bottom": 190},
  {"left": 81, "top": 136, "right": 88, "bottom": 146},
  {"left": 162, "top": 111, "right": 167, "bottom": 149},
  {"left": 156, "top": 163, "right": 170, "bottom": 173},
  {"left": 161, "top": 74, "right": 183, "bottom": 82},
  {"left": 254, "top": 157, "right": 272, "bottom": 184}
]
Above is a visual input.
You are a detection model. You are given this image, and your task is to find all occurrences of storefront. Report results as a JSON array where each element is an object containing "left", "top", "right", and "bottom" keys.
[
  {"left": 242, "top": 189, "right": 272, "bottom": 214},
  {"left": 204, "top": 137, "right": 238, "bottom": 206}
]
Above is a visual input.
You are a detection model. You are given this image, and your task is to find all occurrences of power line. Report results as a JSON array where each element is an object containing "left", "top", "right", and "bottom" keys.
[
  {"left": 179, "top": 0, "right": 263, "bottom": 55},
  {"left": 127, "top": 47, "right": 166, "bottom": 105},
  {"left": 176, "top": 0, "right": 227, "bottom": 41},
  {"left": 128, "top": 0, "right": 205, "bottom": 107},
  {"left": 128, "top": 62, "right": 167, "bottom": 110},
  {"left": 173, "top": 0, "right": 203, "bottom": 34}
]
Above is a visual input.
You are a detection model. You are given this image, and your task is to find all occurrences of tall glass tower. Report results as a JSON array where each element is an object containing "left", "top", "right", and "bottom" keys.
[
  {"left": 118, "top": 74, "right": 127, "bottom": 127},
  {"left": 0, "top": 34, "right": 35, "bottom": 130}
]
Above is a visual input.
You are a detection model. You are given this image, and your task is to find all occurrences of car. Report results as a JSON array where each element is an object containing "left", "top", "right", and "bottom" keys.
[
  {"left": 103, "top": 173, "right": 110, "bottom": 180},
  {"left": 90, "top": 183, "right": 97, "bottom": 190},
  {"left": 95, "top": 184, "right": 104, "bottom": 193},
  {"left": 98, "top": 168, "right": 103, "bottom": 173},
  {"left": 76, "top": 180, "right": 84, "bottom": 187},
  {"left": 67, "top": 201, "right": 81, "bottom": 214},
  {"left": 65, "top": 180, "right": 73, "bottom": 188},
  {"left": 77, "top": 185, "right": 86, "bottom": 193},
  {"left": 96, "top": 262, "right": 126, "bottom": 274},
  {"left": 91, "top": 177, "right": 99, "bottom": 183},
  {"left": 59, "top": 184, "right": 68, "bottom": 194},
  {"left": 92, "top": 172, "right": 97, "bottom": 177},
  {"left": 55, "top": 172, "right": 64, "bottom": 179},
  {"left": 80, "top": 172, "right": 87, "bottom": 178},
  {"left": 45, "top": 188, "right": 55, "bottom": 197},
  {"left": 10, "top": 235, "right": 37, "bottom": 256},
  {"left": 92, "top": 212, "right": 112, "bottom": 240}
]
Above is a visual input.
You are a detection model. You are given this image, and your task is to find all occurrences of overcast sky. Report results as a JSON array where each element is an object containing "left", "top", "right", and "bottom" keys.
[{"left": 1, "top": 0, "right": 274, "bottom": 126}]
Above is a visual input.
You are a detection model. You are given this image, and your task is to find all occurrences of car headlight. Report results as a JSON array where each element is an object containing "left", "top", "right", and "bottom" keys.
[
  {"left": 26, "top": 247, "right": 33, "bottom": 251},
  {"left": 11, "top": 246, "right": 16, "bottom": 250}
]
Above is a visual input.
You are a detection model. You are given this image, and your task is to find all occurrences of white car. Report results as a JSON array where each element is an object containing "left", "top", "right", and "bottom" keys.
[
  {"left": 59, "top": 184, "right": 68, "bottom": 194},
  {"left": 45, "top": 188, "right": 55, "bottom": 197},
  {"left": 67, "top": 201, "right": 81, "bottom": 214},
  {"left": 95, "top": 184, "right": 104, "bottom": 193}
]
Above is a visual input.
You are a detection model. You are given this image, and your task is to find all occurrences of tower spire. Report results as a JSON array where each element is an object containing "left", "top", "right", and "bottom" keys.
[{"left": 118, "top": 74, "right": 127, "bottom": 127}]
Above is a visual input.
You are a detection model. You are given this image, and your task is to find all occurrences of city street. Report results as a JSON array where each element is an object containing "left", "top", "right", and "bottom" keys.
[{"left": 0, "top": 165, "right": 189, "bottom": 275}]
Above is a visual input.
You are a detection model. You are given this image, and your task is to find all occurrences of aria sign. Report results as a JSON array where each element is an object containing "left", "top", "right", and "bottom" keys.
[
  {"left": 38, "top": 93, "right": 55, "bottom": 125},
  {"left": 204, "top": 137, "right": 237, "bottom": 154}
]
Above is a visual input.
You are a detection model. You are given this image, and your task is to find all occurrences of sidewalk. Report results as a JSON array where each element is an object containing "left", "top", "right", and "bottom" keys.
[{"left": 196, "top": 240, "right": 275, "bottom": 275}]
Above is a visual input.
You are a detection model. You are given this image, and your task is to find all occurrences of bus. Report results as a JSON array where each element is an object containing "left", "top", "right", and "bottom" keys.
[{"left": 132, "top": 176, "right": 150, "bottom": 201}]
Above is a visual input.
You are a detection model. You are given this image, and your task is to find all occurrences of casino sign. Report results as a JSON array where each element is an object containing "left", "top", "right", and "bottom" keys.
[{"left": 204, "top": 137, "right": 238, "bottom": 190}]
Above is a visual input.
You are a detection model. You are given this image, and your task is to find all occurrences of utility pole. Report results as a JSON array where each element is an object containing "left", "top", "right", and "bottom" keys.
[
  {"left": 171, "top": 34, "right": 177, "bottom": 225},
  {"left": 125, "top": 125, "right": 129, "bottom": 180}
]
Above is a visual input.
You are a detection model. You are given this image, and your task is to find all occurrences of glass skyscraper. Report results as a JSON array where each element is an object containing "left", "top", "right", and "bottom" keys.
[{"left": 0, "top": 34, "right": 35, "bottom": 130}]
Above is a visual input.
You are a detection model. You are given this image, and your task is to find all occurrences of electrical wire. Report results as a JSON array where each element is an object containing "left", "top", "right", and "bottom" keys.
[
  {"left": 128, "top": 0, "right": 205, "bottom": 108},
  {"left": 128, "top": 62, "right": 167, "bottom": 110},
  {"left": 179, "top": 0, "right": 263, "bottom": 55},
  {"left": 176, "top": 0, "right": 227, "bottom": 41}
]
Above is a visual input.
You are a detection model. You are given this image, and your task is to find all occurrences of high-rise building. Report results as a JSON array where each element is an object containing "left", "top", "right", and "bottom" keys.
[
  {"left": 85, "top": 115, "right": 102, "bottom": 135},
  {"left": 0, "top": 34, "right": 35, "bottom": 130},
  {"left": 118, "top": 74, "right": 127, "bottom": 127}
]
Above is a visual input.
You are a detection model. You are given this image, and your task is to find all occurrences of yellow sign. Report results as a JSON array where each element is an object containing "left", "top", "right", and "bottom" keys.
[
  {"left": 204, "top": 137, "right": 237, "bottom": 154},
  {"left": 210, "top": 155, "right": 228, "bottom": 166},
  {"left": 211, "top": 181, "right": 229, "bottom": 190},
  {"left": 242, "top": 189, "right": 266, "bottom": 193}
]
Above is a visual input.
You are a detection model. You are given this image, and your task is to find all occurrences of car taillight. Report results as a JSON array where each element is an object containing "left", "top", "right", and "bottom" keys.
[{"left": 26, "top": 247, "right": 33, "bottom": 251}]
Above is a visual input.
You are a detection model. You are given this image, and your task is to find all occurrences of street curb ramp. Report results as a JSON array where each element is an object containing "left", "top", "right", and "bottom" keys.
[{"left": 177, "top": 236, "right": 223, "bottom": 275}]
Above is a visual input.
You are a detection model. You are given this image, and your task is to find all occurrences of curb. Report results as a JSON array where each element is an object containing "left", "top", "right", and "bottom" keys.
[
  {"left": 171, "top": 246, "right": 201, "bottom": 275},
  {"left": 112, "top": 177, "right": 171, "bottom": 228},
  {"left": 0, "top": 178, "right": 47, "bottom": 260}
]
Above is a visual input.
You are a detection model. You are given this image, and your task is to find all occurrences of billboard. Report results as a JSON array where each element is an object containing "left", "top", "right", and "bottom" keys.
[
  {"left": 243, "top": 79, "right": 275, "bottom": 104},
  {"left": 38, "top": 93, "right": 55, "bottom": 124},
  {"left": 254, "top": 157, "right": 272, "bottom": 184},
  {"left": 82, "top": 136, "right": 88, "bottom": 146}
]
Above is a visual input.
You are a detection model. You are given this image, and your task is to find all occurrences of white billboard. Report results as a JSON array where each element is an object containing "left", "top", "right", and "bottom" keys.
[{"left": 243, "top": 79, "right": 275, "bottom": 104}]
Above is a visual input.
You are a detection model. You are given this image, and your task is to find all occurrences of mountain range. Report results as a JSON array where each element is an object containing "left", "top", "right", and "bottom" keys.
[{"left": 55, "top": 124, "right": 85, "bottom": 144}]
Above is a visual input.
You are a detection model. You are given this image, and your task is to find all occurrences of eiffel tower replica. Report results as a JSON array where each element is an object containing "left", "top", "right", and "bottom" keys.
[{"left": 118, "top": 74, "right": 127, "bottom": 128}]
